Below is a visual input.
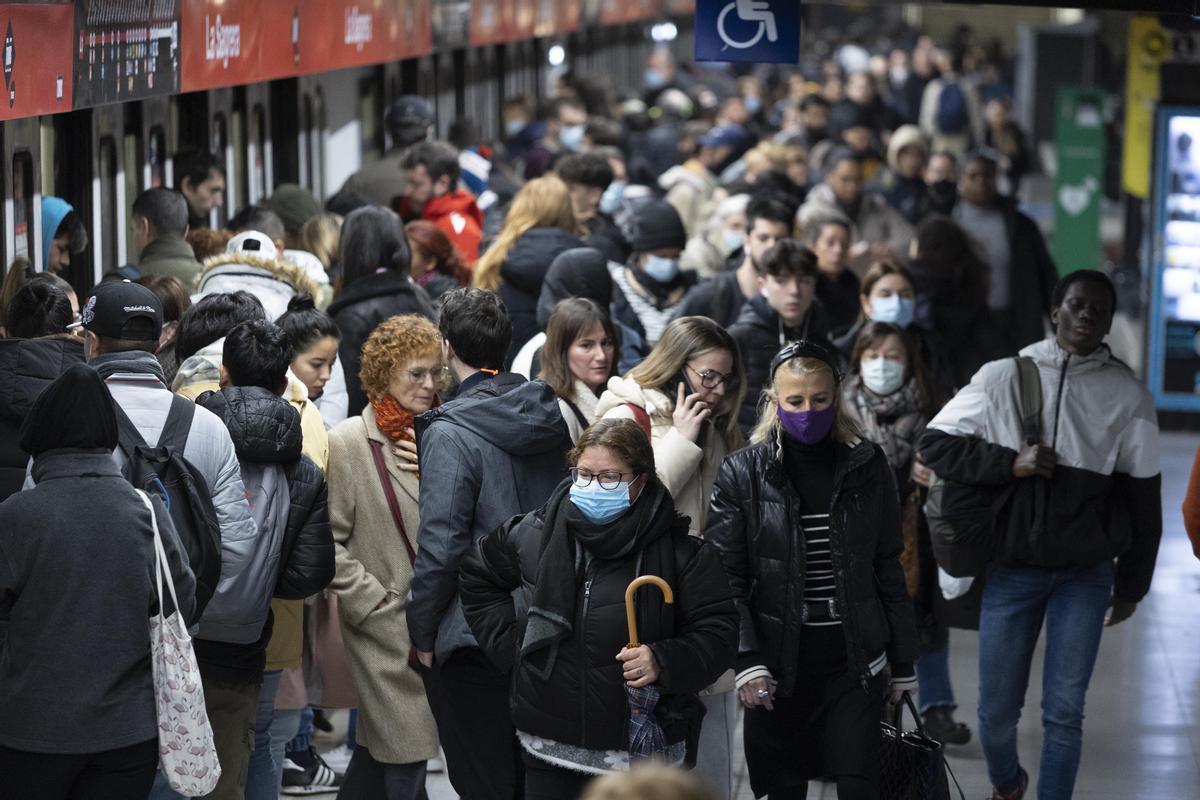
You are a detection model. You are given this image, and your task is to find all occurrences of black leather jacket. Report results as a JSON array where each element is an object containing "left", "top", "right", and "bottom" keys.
[{"left": 706, "top": 431, "right": 918, "bottom": 696}]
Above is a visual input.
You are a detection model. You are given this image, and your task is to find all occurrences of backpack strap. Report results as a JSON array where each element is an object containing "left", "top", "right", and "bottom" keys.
[
  {"left": 1013, "top": 356, "right": 1043, "bottom": 445},
  {"left": 112, "top": 400, "right": 150, "bottom": 455},
  {"left": 562, "top": 399, "right": 590, "bottom": 432},
  {"left": 367, "top": 439, "right": 418, "bottom": 568},
  {"left": 157, "top": 395, "right": 197, "bottom": 452},
  {"left": 625, "top": 402, "right": 652, "bottom": 440}
]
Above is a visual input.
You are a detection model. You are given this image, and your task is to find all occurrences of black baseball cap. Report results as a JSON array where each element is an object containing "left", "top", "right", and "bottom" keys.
[
  {"left": 385, "top": 95, "right": 434, "bottom": 131},
  {"left": 79, "top": 280, "right": 163, "bottom": 341}
]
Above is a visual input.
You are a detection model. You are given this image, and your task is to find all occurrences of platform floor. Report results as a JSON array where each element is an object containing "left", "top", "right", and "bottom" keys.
[{"left": 301, "top": 432, "right": 1200, "bottom": 800}]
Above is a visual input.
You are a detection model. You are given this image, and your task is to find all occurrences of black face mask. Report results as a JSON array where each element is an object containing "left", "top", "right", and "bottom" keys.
[{"left": 928, "top": 180, "right": 957, "bottom": 212}]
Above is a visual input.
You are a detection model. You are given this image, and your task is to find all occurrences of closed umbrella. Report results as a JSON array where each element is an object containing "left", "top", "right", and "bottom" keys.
[{"left": 624, "top": 574, "right": 674, "bottom": 761}]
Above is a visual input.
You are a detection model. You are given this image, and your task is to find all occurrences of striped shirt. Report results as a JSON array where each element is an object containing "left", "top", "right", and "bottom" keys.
[{"left": 802, "top": 512, "right": 841, "bottom": 627}]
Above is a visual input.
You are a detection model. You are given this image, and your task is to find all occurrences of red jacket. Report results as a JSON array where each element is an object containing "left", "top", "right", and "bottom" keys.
[{"left": 402, "top": 190, "right": 483, "bottom": 268}]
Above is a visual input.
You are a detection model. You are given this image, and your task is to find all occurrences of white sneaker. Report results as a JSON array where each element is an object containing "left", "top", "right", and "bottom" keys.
[{"left": 320, "top": 743, "right": 354, "bottom": 776}]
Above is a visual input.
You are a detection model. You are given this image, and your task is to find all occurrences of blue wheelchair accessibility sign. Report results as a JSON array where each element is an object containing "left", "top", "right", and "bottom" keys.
[{"left": 695, "top": 0, "right": 800, "bottom": 64}]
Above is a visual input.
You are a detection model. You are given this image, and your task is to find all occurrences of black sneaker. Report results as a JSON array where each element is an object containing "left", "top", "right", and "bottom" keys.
[
  {"left": 281, "top": 749, "right": 343, "bottom": 795},
  {"left": 922, "top": 705, "right": 972, "bottom": 746}
]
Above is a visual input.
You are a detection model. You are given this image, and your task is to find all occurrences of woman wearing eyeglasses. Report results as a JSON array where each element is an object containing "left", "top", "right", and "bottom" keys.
[
  {"left": 325, "top": 314, "right": 448, "bottom": 797},
  {"left": 460, "top": 418, "right": 737, "bottom": 800},
  {"left": 595, "top": 315, "right": 745, "bottom": 799},
  {"left": 706, "top": 340, "right": 919, "bottom": 800}
]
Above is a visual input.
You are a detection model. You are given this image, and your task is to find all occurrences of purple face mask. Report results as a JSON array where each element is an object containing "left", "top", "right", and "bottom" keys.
[{"left": 778, "top": 405, "right": 836, "bottom": 445}]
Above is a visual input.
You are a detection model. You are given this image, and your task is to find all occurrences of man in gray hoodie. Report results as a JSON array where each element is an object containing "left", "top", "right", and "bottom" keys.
[{"left": 408, "top": 288, "right": 572, "bottom": 800}]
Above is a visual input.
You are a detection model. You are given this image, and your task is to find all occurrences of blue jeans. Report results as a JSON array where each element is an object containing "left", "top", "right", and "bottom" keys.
[
  {"left": 978, "top": 562, "right": 1113, "bottom": 800},
  {"left": 245, "top": 669, "right": 283, "bottom": 800},
  {"left": 286, "top": 707, "right": 314, "bottom": 756},
  {"left": 917, "top": 642, "right": 956, "bottom": 712}
]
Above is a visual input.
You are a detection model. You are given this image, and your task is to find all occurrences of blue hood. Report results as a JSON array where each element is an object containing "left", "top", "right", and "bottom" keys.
[{"left": 41, "top": 196, "right": 73, "bottom": 269}]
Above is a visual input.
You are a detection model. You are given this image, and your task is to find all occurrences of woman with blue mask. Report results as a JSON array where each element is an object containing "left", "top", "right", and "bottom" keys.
[
  {"left": 842, "top": 321, "right": 973, "bottom": 749},
  {"left": 459, "top": 418, "right": 738, "bottom": 800},
  {"left": 707, "top": 339, "right": 919, "bottom": 800},
  {"left": 680, "top": 193, "right": 750, "bottom": 280}
]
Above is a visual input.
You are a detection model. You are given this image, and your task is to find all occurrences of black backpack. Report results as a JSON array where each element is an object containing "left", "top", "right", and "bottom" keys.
[
  {"left": 114, "top": 395, "right": 222, "bottom": 618},
  {"left": 924, "top": 357, "right": 1042, "bottom": 578}
]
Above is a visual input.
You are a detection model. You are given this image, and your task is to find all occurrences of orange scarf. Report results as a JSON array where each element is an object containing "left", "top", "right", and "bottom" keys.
[{"left": 370, "top": 392, "right": 418, "bottom": 443}]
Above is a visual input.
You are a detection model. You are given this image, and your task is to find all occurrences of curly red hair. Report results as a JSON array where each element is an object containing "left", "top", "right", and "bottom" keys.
[{"left": 359, "top": 314, "right": 443, "bottom": 398}]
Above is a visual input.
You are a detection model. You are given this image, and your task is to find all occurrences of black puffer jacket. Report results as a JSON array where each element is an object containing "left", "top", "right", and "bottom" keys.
[
  {"left": 460, "top": 482, "right": 737, "bottom": 751},
  {"left": 498, "top": 227, "right": 585, "bottom": 367},
  {"left": 729, "top": 295, "right": 833, "bottom": 435},
  {"left": 197, "top": 386, "right": 334, "bottom": 599},
  {"left": 328, "top": 271, "right": 437, "bottom": 416},
  {"left": 706, "top": 431, "right": 918, "bottom": 696},
  {"left": 0, "top": 336, "right": 85, "bottom": 500}
]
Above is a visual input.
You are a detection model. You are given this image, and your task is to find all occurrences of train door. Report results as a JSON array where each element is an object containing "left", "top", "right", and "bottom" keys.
[
  {"left": 298, "top": 75, "right": 327, "bottom": 200},
  {"left": 246, "top": 82, "right": 274, "bottom": 203},
  {"left": 208, "top": 87, "right": 235, "bottom": 226},
  {"left": 92, "top": 104, "right": 126, "bottom": 282},
  {"left": 141, "top": 96, "right": 174, "bottom": 192},
  {"left": 433, "top": 51, "right": 459, "bottom": 137},
  {"left": 3, "top": 118, "right": 41, "bottom": 277}
]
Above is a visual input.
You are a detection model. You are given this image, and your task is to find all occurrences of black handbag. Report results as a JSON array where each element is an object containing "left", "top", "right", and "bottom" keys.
[{"left": 880, "top": 695, "right": 965, "bottom": 800}]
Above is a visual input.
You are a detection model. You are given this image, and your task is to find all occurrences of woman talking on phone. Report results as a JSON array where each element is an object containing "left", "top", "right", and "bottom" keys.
[
  {"left": 706, "top": 340, "right": 918, "bottom": 800},
  {"left": 595, "top": 315, "right": 745, "bottom": 799}
]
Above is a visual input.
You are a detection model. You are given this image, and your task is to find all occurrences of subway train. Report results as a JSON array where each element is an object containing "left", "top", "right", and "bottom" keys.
[{"left": 4, "top": 0, "right": 698, "bottom": 298}]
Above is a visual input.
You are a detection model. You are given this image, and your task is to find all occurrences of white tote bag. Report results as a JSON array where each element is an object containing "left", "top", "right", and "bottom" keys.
[{"left": 140, "top": 490, "right": 222, "bottom": 795}]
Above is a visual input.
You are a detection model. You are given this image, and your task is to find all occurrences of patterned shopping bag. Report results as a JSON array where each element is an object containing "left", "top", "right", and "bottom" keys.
[{"left": 140, "top": 490, "right": 222, "bottom": 795}]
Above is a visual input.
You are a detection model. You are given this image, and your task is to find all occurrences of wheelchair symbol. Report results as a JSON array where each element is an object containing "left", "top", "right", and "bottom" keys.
[{"left": 717, "top": 1, "right": 779, "bottom": 51}]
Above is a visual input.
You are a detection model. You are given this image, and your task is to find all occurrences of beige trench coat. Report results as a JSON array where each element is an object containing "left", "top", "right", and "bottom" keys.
[{"left": 326, "top": 408, "right": 438, "bottom": 764}]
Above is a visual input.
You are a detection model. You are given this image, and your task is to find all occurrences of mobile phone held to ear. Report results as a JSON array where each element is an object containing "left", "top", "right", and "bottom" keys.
[{"left": 666, "top": 368, "right": 697, "bottom": 403}]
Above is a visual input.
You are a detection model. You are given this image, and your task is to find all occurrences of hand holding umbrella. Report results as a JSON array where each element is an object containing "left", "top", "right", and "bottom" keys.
[{"left": 620, "top": 575, "right": 674, "bottom": 761}]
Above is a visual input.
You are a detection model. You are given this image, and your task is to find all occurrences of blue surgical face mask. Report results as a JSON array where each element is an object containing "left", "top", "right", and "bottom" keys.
[
  {"left": 644, "top": 68, "right": 666, "bottom": 90},
  {"left": 721, "top": 229, "right": 745, "bottom": 254},
  {"left": 559, "top": 124, "right": 585, "bottom": 153},
  {"left": 744, "top": 95, "right": 763, "bottom": 115},
  {"left": 641, "top": 254, "right": 680, "bottom": 283},
  {"left": 569, "top": 481, "right": 634, "bottom": 524},
  {"left": 870, "top": 294, "right": 916, "bottom": 327},
  {"left": 860, "top": 356, "right": 906, "bottom": 396},
  {"left": 599, "top": 180, "right": 626, "bottom": 216},
  {"left": 505, "top": 119, "right": 526, "bottom": 138}
]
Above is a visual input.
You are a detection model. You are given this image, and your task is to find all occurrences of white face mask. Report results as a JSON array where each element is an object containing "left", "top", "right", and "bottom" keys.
[
  {"left": 641, "top": 254, "right": 680, "bottom": 283},
  {"left": 721, "top": 229, "right": 745, "bottom": 254},
  {"left": 860, "top": 356, "right": 906, "bottom": 396},
  {"left": 559, "top": 124, "right": 585, "bottom": 153}
]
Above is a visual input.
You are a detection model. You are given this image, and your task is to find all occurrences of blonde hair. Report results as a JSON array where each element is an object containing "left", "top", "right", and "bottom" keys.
[
  {"left": 301, "top": 212, "right": 344, "bottom": 271},
  {"left": 744, "top": 141, "right": 806, "bottom": 179},
  {"left": 627, "top": 316, "right": 745, "bottom": 452},
  {"left": 581, "top": 765, "right": 714, "bottom": 800},
  {"left": 472, "top": 175, "right": 578, "bottom": 292},
  {"left": 750, "top": 356, "right": 860, "bottom": 445}
]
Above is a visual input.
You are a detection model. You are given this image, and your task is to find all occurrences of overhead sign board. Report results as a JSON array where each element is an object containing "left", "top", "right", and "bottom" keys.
[
  {"left": 0, "top": 2, "right": 74, "bottom": 120},
  {"left": 694, "top": 0, "right": 799, "bottom": 64}
]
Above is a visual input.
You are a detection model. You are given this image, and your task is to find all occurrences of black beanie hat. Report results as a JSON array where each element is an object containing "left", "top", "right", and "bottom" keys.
[
  {"left": 628, "top": 200, "right": 687, "bottom": 254},
  {"left": 537, "top": 248, "right": 614, "bottom": 329},
  {"left": 20, "top": 363, "right": 119, "bottom": 456}
]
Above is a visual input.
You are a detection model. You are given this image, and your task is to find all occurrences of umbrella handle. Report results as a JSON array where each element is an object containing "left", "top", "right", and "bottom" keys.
[{"left": 625, "top": 575, "right": 674, "bottom": 648}]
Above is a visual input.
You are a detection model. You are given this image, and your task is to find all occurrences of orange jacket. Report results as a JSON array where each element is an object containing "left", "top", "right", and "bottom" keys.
[{"left": 1184, "top": 446, "right": 1200, "bottom": 559}]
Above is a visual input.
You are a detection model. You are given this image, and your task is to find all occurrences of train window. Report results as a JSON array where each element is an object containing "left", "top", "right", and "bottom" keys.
[
  {"left": 212, "top": 114, "right": 230, "bottom": 227},
  {"left": 230, "top": 108, "right": 248, "bottom": 212},
  {"left": 97, "top": 136, "right": 119, "bottom": 274},
  {"left": 358, "top": 75, "right": 381, "bottom": 163},
  {"left": 12, "top": 151, "right": 32, "bottom": 262},
  {"left": 252, "top": 104, "right": 267, "bottom": 204},
  {"left": 307, "top": 89, "right": 326, "bottom": 199},
  {"left": 148, "top": 126, "right": 166, "bottom": 188}
]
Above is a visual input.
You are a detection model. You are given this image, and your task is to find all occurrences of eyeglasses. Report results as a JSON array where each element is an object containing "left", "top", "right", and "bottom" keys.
[
  {"left": 570, "top": 469, "right": 641, "bottom": 491},
  {"left": 686, "top": 364, "right": 739, "bottom": 391},
  {"left": 404, "top": 365, "right": 452, "bottom": 388}
]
